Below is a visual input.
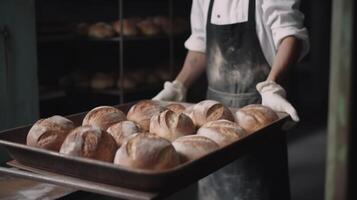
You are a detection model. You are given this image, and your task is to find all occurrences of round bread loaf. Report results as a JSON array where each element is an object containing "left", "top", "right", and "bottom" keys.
[
  {"left": 127, "top": 100, "right": 166, "bottom": 131},
  {"left": 82, "top": 106, "right": 126, "bottom": 130},
  {"left": 172, "top": 135, "right": 219, "bottom": 162},
  {"left": 197, "top": 120, "right": 247, "bottom": 147},
  {"left": 192, "top": 100, "right": 234, "bottom": 127},
  {"left": 150, "top": 110, "right": 195, "bottom": 142},
  {"left": 88, "top": 22, "right": 115, "bottom": 39},
  {"left": 152, "top": 16, "right": 171, "bottom": 34},
  {"left": 26, "top": 116, "right": 75, "bottom": 152},
  {"left": 235, "top": 104, "right": 279, "bottom": 134},
  {"left": 166, "top": 103, "right": 186, "bottom": 114},
  {"left": 107, "top": 120, "right": 141, "bottom": 146},
  {"left": 112, "top": 19, "right": 139, "bottom": 36},
  {"left": 136, "top": 19, "right": 161, "bottom": 36},
  {"left": 114, "top": 133, "right": 179, "bottom": 170},
  {"left": 60, "top": 125, "right": 117, "bottom": 162}
]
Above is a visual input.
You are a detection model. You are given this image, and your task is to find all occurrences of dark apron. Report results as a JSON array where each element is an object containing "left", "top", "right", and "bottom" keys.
[
  {"left": 198, "top": 0, "right": 271, "bottom": 199},
  {"left": 168, "top": 0, "right": 271, "bottom": 199}
]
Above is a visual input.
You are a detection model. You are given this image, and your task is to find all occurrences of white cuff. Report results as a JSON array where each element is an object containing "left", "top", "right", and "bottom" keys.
[{"left": 184, "top": 35, "right": 206, "bottom": 53}]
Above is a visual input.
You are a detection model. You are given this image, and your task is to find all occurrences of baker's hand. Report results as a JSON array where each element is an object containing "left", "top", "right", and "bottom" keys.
[
  {"left": 152, "top": 80, "right": 187, "bottom": 102},
  {"left": 256, "top": 80, "right": 300, "bottom": 122}
]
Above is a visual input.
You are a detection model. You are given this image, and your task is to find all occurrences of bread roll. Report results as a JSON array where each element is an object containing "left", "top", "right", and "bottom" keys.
[
  {"left": 83, "top": 106, "right": 126, "bottom": 130},
  {"left": 150, "top": 110, "right": 195, "bottom": 142},
  {"left": 166, "top": 103, "right": 186, "bottom": 114},
  {"left": 107, "top": 120, "right": 141, "bottom": 146},
  {"left": 60, "top": 125, "right": 117, "bottom": 162},
  {"left": 91, "top": 73, "right": 115, "bottom": 89},
  {"left": 192, "top": 100, "right": 234, "bottom": 127},
  {"left": 127, "top": 100, "right": 166, "bottom": 131},
  {"left": 172, "top": 135, "right": 219, "bottom": 162},
  {"left": 117, "top": 75, "right": 137, "bottom": 90},
  {"left": 235, "top": 104, "right": 279, "bottom": 134},
  {"left": 26, "top": 116, "right": 75, "bottom": 152},
  {"left": 114, "top": 133, "right": 179, "bottom": 170},
  {"left": 197, "top": 120, "right": 247, "bottom": 147},
  {"left": 88, "top": 22, "right": 115, "bottom": 39},
  {"left": 136, "top": 19, "right": 161, "bottom": 36},
  {"left": 112, "top": 19, "right": 139, "bottom": 36}
]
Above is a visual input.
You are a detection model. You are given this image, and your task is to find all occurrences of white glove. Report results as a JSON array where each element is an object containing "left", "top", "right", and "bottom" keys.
[
  {"left": 152, "top": 80, "right": 187, "bottom": 102},
  {"left": 256, "top": 80, "right": 300, "bottom": 122}
]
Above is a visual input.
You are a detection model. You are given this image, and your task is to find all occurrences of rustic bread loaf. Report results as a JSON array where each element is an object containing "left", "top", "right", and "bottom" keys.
[
  {"left": 172, "top": 135, "right": 219, "bottom": 162},
  {"left": 136, "top": 19, "right": 161, "bottom": 36},
  {"left": 88, "top": 22, "right": 115, "bottom": 39},
  {"left": 82, "top": 106, "right": 126, "bottom": 131},
  {"left": 60, "top": 125, "right": 117, "bottom": 162},
  {"left": 192, "top": 100, "right": 234, "bottom": 127},
  {"left": 150, "top": 110, "right": 195, "bottom": 142},
  {"left": 114, "top": 133, "right": 179, "bottom": 170},
  {"left": 127, "top": 100, "right": 166, "bottom": 131},
  {"left": 107, "top": 120, "right": 141, "bottom": 146},
  {"left": 166, "top": 103, "right": 186, "bottom": 114},
  {"left": 112, "top": 19, "right": 139, "bottom": 36},
  {"left": 197, "top": 120, "right": 246, "bottom": 147},
  {"left": 26, "top": 115, "right": 75, "bottom": 152},
  {"left": 235, "top": 104, "right": 279, "bottom": 134}
]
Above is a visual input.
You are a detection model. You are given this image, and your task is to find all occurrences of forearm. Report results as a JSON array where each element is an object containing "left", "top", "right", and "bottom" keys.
[
  {"left": 175, "top": 51, "right": 206, "bottom": 88},
  {"left": 267, "top": 36, "right": 301, "bottom": 83}
]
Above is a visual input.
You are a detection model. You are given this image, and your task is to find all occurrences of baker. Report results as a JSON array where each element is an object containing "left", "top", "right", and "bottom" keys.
[{"left": 154, "top": 0, "right": 309, "bottom": 199}]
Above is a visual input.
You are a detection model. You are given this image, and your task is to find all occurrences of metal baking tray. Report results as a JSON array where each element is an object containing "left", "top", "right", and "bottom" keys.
[{"left": 0, "top": 101, "right": 289, "bottom": 199}]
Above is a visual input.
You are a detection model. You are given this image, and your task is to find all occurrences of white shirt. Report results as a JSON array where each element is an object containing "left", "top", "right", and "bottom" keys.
[{"left": 184, "top": 0, "right": 310, "bottom": 66}]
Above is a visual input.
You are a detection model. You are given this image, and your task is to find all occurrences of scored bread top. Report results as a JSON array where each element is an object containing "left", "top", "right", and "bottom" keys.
[
  {"left": 150, "top": 109, "right": 195, "bottom": 142},
  {"left": 26, "top": 115, "right": 75, "bottom": 151},
  {"left": 197, "top": 119, "right": 247, "bottom": 147},
  {"left": 192, "top": 100, "right": 234, "bottom": 127},
  {"left": 114, "top": 133, "right": 179, "bottom": 170},
  {"left": 127, "top": 100, "right": 166, "bottom": 131},
  {"left": 82, "top": 106, "right": 126, "bottom": 131},
  {"left": 235, "top": 104, "right": 279, "bottom": 134}
]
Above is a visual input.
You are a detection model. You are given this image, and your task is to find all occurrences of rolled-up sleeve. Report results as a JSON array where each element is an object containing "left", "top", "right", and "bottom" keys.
[
  {"left": 184, "top": 0, "right": 206, "bottom": 53},
  {"left": 262, "top": 0, "right": 310, "bottom": 60}
]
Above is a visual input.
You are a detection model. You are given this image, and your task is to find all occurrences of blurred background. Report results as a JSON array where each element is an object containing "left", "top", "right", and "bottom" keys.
[{"left": 0, "top": 0, "right": 350, "bottom": 199}]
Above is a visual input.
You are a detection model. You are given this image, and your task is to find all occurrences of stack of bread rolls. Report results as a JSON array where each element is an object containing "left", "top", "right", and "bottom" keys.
[{"left": 26, "top": 99, "right": 280, "bottom": 171}]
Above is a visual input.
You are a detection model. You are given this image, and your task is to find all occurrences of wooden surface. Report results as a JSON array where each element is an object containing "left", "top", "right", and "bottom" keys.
[
  {"left": 0, "top": 172, "right": 75, "bottom": 200},
  {"left": 325, "top": 0, "right": 355, "bottom": 199}
]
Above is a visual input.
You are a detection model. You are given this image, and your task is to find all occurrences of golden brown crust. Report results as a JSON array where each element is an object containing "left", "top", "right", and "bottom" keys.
[
  {"left": 166, "top": 103, "right": 186, "bottom": 114},
  {"left": 114, "top": 133, "right": 179, "bottom": 170},
  {"left": 235, "top": 104, "right": 279, "bottom": 134},
  {"left": 26, "top": 116, "right": 75, "bottom": 152},
  {"left": 88, "top": 22, "right": 115, "bottom": 39},
  {"left": 82, "top": 106, "right": 126, "bottom": 131},
  {"left": 149, "top": 110, "right": 195, "bottom": 142},
  {"left": 126, "top": 100, "right": 166, "bottom": 131},
  {"left": 107, "top": 120, "right": 141, "bottom": 147},
  {"left": 60, "top": 125, "right": 117, "bottom": 162},
  {"left": 197, "top": 120, "right": 247, "bottom": 147},
  {"left": 172, "top": 135, "right": 219, "bottom": 163},
  {"left": 192, "top": 100, "right": 234, "bottom": 127},
  {"left": 112, "top": 19, "right": 139, "bottom": 36},
  {"left": 136, "top": 19, "right": 161, "bottom": 36}
]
